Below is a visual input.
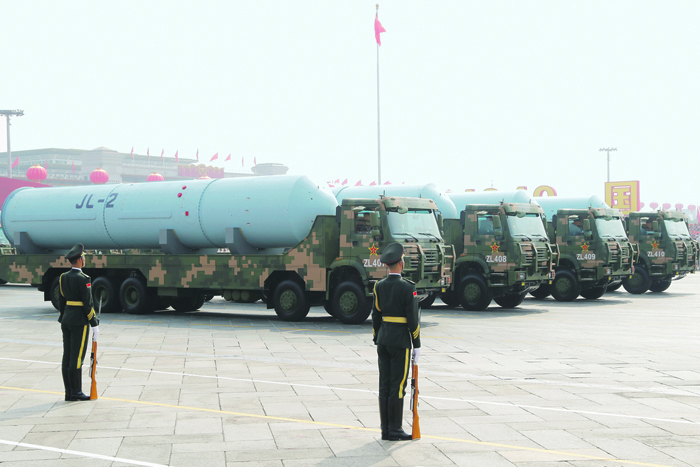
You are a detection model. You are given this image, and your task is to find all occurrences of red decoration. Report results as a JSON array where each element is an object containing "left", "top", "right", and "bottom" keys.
[
  {"left": 198, "top": 175, "right": 211, "bottom": 180},
  {"left": 90, "top": 168, "right": 109, "bottom": 184},
  {"left": 147, "top": 172, "right": 165, "bottom": 182},
  {"left": 26, "top": 164, "right": 47, "bottom": 182}
]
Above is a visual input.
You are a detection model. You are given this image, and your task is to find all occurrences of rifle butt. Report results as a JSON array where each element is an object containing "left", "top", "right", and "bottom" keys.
[
  {"left": 89, "top": 341, "right": 98, "bottom": 400},
  {"left": 411, "top": 363, "right": 420, "bottom": 439}
]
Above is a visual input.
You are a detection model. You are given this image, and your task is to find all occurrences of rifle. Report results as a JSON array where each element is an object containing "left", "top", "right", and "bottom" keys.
[
  {"left": 410, "top": 356, "right": 420, "bottom": 439},
  {"left": 89, "top": 296, "right": 102, "bottom": 400}
]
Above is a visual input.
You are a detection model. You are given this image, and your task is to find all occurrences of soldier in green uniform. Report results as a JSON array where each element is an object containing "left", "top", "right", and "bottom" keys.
[
  {"left": 372, "top": 242, "right": 421, "bottom": 441},
  {"left": 58, "top": 243, "right": 99, "bottom": 401}
]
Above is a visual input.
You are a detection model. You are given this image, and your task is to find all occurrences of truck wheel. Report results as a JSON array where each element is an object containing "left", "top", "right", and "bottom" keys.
[
  {"left": 323, "top": 302, "right": 335, "bottom": 316},
  {"left": 152, "top": 297, "right": 172, "bottom": 311},
  {"left": 239, "top": 290, "right": 260, "bottom": 303},
  {"left": 458, "top": 275, "right": 492, "bottom": 311},
  {"left": 493, "top": 293, "right": 525, "bottom": 309},
  {"left": 0, "top": 278, "right": 6, "bottom": 285},
  {"left": 606, "top": 282, "right": 622, "bottom": 292},
  {"left": 171, "top": 296, "right": 198, "bottom": 312},
  {"left": 203, "top": 294, "right": 215, "bottom": 302},
  {"left": 50, "top": 276, "right": 61, "bottom": 311},
  {"left": 119, "top": 277, "right": 152, "bottom": 315},
  {"left": 91, "top": 277, "right": 120, "bottom": 313},
  {"left": 622, "top": 267, "right": 651, "bottom": 294},
  {"left": 439, "top": 291, "right": 460, "bottom": 307},
  {"left": 530, "top": 284, "right": 551, "bottom": 299},
  {"left": 332, "top": 281, "right": 371, "bottom": 324},
  {"left": 273, "top": 280, "right": 310, "bottom": 321},
  {"left": 193, "top": 293, "right": 206, "bottom": 310},
  {"left": 580, "top": 286, "right": 606, "bottom": 300},
  {"left": 419, "top": 293, "right": 436, "bottom": 309},
  {"left": 551, "top": 270, "right": 580, "bottom": 302},
  {"left": 649, "top": 279, "right": 672, "bottom": 293}
]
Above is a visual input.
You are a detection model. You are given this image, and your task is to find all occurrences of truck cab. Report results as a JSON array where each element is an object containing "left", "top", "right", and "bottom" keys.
[
  {"left": 331, "top": 197, "right": 453, "bottom": 313},
  {"left": 535, "top": 207, "right": 636, "bottom": 301},
  {"left": 441, "top": 202, "right": 557, "bottom": 311},
  {"left": 624, "top": 211, "right": 698, "bottom": 293}
]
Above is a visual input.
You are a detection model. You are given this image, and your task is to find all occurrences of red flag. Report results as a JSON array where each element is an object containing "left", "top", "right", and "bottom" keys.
[
  {"left": 254, "top": 157, "right": 257, "bottom": 167},
  {"left": 341, "top": 179, "right": 348, "bottom": 185},
  {"left": 355, "top": 180, "right": 362, "bottom": 186},
  {"left": 241, "top": 156, "right": 244, "bottom": 167},
  {"left": 130, "top": 147, "right": 134, "bottom": 160},
  {"left": 175, "top": 150, "right": 179, "bottom": 163},
  {"left": 370, "top": 181, "right": 377, "bottom": 186},
  {"left": 196, "top": 149, "right": 199, "bottom": 161},
  {"left": 225, "top": 154, "right": 231, "bottom": 162},
  {"left": 11, "top": 156, "right": 19, "bottom": 168},
  {"left": 210, "top": 152, "right": 219, "bottom": 162},
  {"left": 72, "top": 161, "right": 75, "bottom": 174},
  {"left": 374, "top": 12, "right": 386, "bottom": 46},
  {"left": 160, "top": 149, "right": 164, "bottom": 161},
  {"left": 44, "top": 160, "right": 47, "bottom": 170},
  {"left": 335, "top": 179, "right": 340, "bottom": 184},
  {"left": 328, "top": 181, "right": 334, "bottom": 187},
  {"left": 383, "top": 181, "right": 391, "bottom": 185}
]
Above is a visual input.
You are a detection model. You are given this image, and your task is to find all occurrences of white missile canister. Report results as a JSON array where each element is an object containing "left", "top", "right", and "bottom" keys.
[
  {"left": 333, "top": 184, "right": 458, "bottom": 219},
  {"left": 534, "top": 195, "right": 609, "bottom": 220}
]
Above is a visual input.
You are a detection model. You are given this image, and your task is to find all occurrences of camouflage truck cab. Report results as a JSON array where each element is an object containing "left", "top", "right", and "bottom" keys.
[
  {"left": 532, "top": 207, "right": 636, "bottom": 302},
  {"left": 0, "top": 197, "right": 452, "bottom": 325},
  {"left": 440, "top": 202, "right": 557, "bottom": 311},
  {"left": 624, "top": 211, "right": 698, "bottom": 294}
]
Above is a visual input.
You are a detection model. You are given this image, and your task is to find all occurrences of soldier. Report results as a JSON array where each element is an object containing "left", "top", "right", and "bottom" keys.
[
  {"left": 372, "top": 242, "right": 420, "bottom": 441},
  {"left": 58, "top": 243, "right": 99, "bottom": 401}
]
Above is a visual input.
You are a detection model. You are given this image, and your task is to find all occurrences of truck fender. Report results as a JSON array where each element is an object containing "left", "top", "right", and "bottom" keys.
[
  {"left": 557, "top": 255, "right": 580, "bottom": 274},
  {"left": 454, "top": 257, "right": 489, "bottom": 282},
  {"left": 327, "top": 259, "right": 370, "bottom": 300}
]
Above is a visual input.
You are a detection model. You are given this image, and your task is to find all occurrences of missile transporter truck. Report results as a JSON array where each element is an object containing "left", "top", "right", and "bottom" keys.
[
  {"left": 335, "top": 187, "right": 557, "bottom": 310},
  {"left": 532, "top": 196, "right": 637, "bottom": 301},
  {"left": 444, "top": 191, "right": 557, "bottom": 310},
  {"left": 0, "top": 176, "right": 452, "bottom": 324},
  {"left": 623, "top": 210, "right": 698, "bottom": 294}
]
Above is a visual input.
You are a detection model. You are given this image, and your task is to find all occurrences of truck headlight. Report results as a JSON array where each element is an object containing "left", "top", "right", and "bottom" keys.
[
  {"left": 605, "top": 268, "right": 612, "bottom": 275},
  {"left": 517, "top": 272, "right": 526, "bottom": 280}
]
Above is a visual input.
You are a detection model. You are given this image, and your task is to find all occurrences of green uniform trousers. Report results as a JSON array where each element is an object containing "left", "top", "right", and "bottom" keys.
[
  {"left": 377, "top": 344, "right": 411, "bottom": 400},
  {"left": 61, "top": 323, "right": 90, "bottom": 370}
]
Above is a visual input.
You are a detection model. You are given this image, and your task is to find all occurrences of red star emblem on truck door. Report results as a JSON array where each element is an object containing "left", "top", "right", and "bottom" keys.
[
  {"left": 368, "top": 243, "right": 379, "bottom": 255},
  {"left": 651, "top": 241, "right": 659, "bottom": 249},
  {"left": 581, "top": 244, "right": 590, "bottom": 252},
  {"left": 490, "top": 242, "right": 499, "bottom": 252}
]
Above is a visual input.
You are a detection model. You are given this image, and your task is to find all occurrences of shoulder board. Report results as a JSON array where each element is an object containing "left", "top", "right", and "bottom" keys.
[
  {"left": 80, "top": 272, "right": 90, "bottom": 279},
  {"left": 402, "top": 278, "right": 415, "bottom": 285}
]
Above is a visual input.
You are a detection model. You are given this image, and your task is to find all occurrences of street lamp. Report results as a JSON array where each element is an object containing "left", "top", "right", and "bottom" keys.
[
  {"left": 599, "top": 147, "right": 617, "bottom": 182},
  {"left": 1, "top": 109, "right": 25, "bottom": 178}
]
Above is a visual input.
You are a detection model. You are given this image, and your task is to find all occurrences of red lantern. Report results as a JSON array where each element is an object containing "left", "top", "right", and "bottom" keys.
[
  {"left": 147, "top": 172, "right": 165, "bottom": 182},
  {"left": 198, "top": 175, "right": 211, "bottom": 180},
  {"left": 26, "top": 164, "right": 47, "bottom": 182},
  {"left": 662, "top": 203, "right": 671, "bottom": 211},
  {"left": 650, "top": 202, "right": 659, "bottom": 210},
  {"left": 90, "top": 168, "right": 109, "bottom": 184}
]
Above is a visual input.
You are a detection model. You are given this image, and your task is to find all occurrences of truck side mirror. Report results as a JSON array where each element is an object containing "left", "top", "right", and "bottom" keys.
[
  {"left": 583, "top": 219, "right": 592, "bottom": 240},
  {"left": 370, "top": 212, "right": 380, "bottom": 229},
  {"left": 437, "top": 212, "right": 444, "bottom": 231},
  {"left": 492, "top": 215, "right": 502, "bottom": 229},
  {"left": 652, "top": 220, "right": 659, "bottom": 232},
  {"left": 335, "top": 206, "right": 342, "bottom": 224}
]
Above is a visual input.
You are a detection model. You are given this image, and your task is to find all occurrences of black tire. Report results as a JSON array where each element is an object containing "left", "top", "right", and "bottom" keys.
[
  {"left": 323, "top": 302, "right": 335, "bottom": 316},
  {"left": 439, "top": 290, "right": 460, "bottom": 307},
  {"left": 493, "top": 293, "right": 525, "bottom": 308},
  {"left": 332, "top": 281, "right": 371, "bottom": 324},
  {"left": 91, "top": 276, "right": 121, "bottom": 313},
  {"left": 152, "top": 296, "right": 172, "bottom": 311},
  {"left": 0, "top": 278, "right": 7, "bottom": 285},
  {"left": 458, "top": 274, "right": 492, "bottom": 311},
  {"left": 649, "top": 279, "right": 672, "bottom": 293},
  {"left": 580, "top": 285, "right": 606, "bottom": 300},
  {"left": 239, "top": 290, "right": 261, "bottom": 303},
  {"left": 606, "top": 282, "right": 622, "bottom": 292},
  {"left": 119, "top": 277, "right": 152, "bottom": 315},
  {"left": 203, "top": 294, "right": 215, "bottom": 302},
  {"left": 171, "top": 294, "right": 202, "bottom": 312},
  {"left": 622, "top": 267, "right": 651, "bottom": 294},
  {"left": 273, "top": 280, "right": 310, "bottom": 321},
  {"left": 551, "top": 270, "right": 581, "bottom": 302},
  {"left": 50, "top": 276, "right": 62, "bottom": 311},
  {"left": 530, "top": 284, "right": 551, "bottom": 299},
  {"left": 419, "top": 292, "right": 436, "bottom": 309}
]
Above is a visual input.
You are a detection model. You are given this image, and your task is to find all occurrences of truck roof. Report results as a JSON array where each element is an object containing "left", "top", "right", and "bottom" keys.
[
  {"left": 341, "top": 196, "right": 438, "bottom": 211},
  {"left": 628, "top": 210, "right": 688, "bottom": 221},
  {"left": 462, "top": 202, "right": 544, "bottom": 215}
]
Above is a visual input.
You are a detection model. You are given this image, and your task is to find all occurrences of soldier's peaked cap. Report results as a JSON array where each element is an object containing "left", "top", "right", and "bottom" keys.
[
  {"left": 66, "top": 243, "right": 85, "bottom": 261},
  {"left": 381, "top": 242, "right": 404, "bottom": 265}
]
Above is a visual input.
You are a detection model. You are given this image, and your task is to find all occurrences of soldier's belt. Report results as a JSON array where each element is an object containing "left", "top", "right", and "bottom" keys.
[
  {"left": 66, "top": 301, "right": 84, "bottom": 306},
  {"left": 383, "top": 317, "right": 407, "bottom": 323}
]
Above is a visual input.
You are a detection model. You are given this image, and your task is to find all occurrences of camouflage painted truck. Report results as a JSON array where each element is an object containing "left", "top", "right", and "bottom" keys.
[
  {"left": 622, "top": 210, "right": 698, "bottom": 293},
  {"left": 0, "top": 176, "right": 452, "bottom": 324},
  {"left": 532, "top": 196, "right": 637, "bottom": 301},
  {"left": 335, "top": 187, "right": 557, "bottom": 311},
  {"left": 442, "top": 191, "right": 558, "bottom": 310}
]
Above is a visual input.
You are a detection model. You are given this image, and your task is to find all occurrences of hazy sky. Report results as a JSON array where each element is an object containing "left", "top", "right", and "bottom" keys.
[{"left": 1, "top": 1, "right": 699, "bottom": 206}]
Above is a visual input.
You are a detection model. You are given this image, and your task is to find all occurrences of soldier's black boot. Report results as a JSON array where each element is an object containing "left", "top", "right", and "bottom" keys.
[
  {"left": 68, "top": 369, "right": 90, "bottom": 401},
  {"left": 387, "top": 397, "right": 412, "bottom": 441},
  {"left": 62, "top": 367, "right": 72, "bottom": 401},
  {"left": 379, "top": 397, "right": 389, "bottom": 440}
]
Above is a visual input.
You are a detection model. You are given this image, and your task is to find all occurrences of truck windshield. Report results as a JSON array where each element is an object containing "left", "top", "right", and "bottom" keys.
[
  {"left": 506, "top": 213, "right": 548, "bottom": 240},
  {"left": 664, "top": 220, "right": 691, "bottom": 239},
  {"left": 0, "top": 228, "right": 7, "bottom": 246},
  {"left": 387, "top": 210, "right": 441, "bottom": 240},
  {"left": 595, "top": 218, "right": 628, "bottom": 239}
]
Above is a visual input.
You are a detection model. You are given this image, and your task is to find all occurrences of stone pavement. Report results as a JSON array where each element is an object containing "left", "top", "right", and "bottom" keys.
[{"left": 0, "top": 275, "right": 699, "bottom": 466}]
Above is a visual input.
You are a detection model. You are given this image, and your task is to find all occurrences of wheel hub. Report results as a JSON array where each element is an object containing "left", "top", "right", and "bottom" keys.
[
  {"left": 279, "top": 290, "right": 297, "bottom": 311},
  {"left": 338, "top": 291, "right": 358, "bottom": 315},
  {"left": 463, "top": 283, "right": 480, "bottom": 302}
]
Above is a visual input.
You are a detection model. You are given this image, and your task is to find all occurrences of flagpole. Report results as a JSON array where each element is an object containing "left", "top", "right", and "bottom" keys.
[{"left": 376, "top": 4, "right": 382, "bottom": 185}]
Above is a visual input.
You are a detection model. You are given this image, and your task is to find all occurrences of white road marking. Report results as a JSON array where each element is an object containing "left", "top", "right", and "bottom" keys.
[
  {"left": 1, "top": 356, "right": 699, "bottom": 427},
  {"left": 0, "top": 438, "right": 169, "bottom": 467}
]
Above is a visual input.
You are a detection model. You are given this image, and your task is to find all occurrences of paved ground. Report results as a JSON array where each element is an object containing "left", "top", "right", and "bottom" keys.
[{"left": 0, "top": 275, "right": 699, "bottom": 467}]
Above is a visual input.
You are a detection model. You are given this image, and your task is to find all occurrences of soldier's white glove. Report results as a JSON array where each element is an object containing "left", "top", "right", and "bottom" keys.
[
  {"left": 92, "top": 326, "right": 99, "bottom": 341},
  {"left": 412, "top": 348, "right": 420, "bottom": 364}
]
